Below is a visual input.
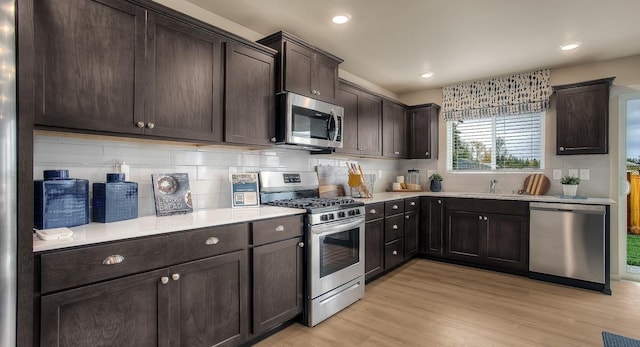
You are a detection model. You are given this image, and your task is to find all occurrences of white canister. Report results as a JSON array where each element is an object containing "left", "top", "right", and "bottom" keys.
[
  {"left": 391, "top": 182, "right": 402, "bottom": 190},
  {"left": 395, "top": 176, "right": 405, "bottom": 183}
]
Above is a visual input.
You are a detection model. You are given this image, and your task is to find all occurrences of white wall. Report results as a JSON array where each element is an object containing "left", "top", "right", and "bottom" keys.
[{"left": 34, "top": 131, "right": 404, "bottom": 217}]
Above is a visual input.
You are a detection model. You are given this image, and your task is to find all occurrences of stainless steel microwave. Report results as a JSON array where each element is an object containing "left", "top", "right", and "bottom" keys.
[{"left": 276, "top": 92, "right": 344, "bottom": 150}]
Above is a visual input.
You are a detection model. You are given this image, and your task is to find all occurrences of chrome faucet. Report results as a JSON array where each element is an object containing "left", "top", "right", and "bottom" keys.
[{"left": 490, "top": 179, "right": 498, "bottom": 194}]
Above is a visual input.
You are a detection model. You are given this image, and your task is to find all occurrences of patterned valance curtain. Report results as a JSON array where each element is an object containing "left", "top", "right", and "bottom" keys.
[{"left": 442, "top": 69, "right": 552, "bottom": 121}]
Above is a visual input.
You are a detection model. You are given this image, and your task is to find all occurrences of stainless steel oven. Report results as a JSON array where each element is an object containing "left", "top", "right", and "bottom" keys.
[
  {"left": 276, "top": 92, "right": 344, "bottom": 150},
  {"left": 259, "top": 171, "right": 365, "bottom": 327},
  {"left": 308, "top": 210, "right": 365, "bottom": 326}
]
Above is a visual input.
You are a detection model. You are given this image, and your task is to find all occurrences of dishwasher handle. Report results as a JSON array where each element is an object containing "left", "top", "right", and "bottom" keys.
[{"left": 529, "top": 202, "right": 606, "bottom": 215}]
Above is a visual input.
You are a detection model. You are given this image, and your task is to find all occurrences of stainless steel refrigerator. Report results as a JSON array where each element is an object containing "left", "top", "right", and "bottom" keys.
[{"left": 0, "top": 0, "right": 17, "bottom": 344}]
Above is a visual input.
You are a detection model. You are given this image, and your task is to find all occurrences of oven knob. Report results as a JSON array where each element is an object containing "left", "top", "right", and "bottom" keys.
[
  {"left": 338, "top": 211, "right": 346, "bottom": 218},
  {"left": 348, "top": 210, "right": 355, "bottom": 216},
  {"left": 355, "top": 209, "right": 360, "bottom": 215},
  {"left": 321, "top": 215, "right": 329, "bottom": 221},
  {"left": 329, "top": 213, "right": 335, "bottom": 220}
]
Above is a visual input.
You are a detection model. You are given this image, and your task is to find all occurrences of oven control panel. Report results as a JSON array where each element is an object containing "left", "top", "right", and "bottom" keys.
[{"left": 310, "top": 206, "right": 364, "bottom": 226}]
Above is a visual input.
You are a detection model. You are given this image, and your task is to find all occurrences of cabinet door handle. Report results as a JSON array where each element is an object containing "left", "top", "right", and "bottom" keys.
[
  {"left": 172, "top": 273, "right": 180, "bottom": 281},
  {"left": 483, "top": 216, "right": 488, "bottom": 221},
  {"left": 410, "top": 201, "right": 416, "bottom": 206},
  {"left": 275, "top": 225, "right": 285, "bottom": 232},
  {"left": 392, "top": 205, "right": 398, "bottom": 210},
  {"left": 160, "top": 276, "right": 169, "bottom": 285},
  {"left": 405, "top": 215, "right": 410, "bottom": 219},
  {"left": 136, "top": 121, "right": 145, "bottom": 128},
  {"left": 478, "top": 216, "right": 483, "bottom": 220},
  {"left": 437, "top": 200, "right": 442, "bottom": 204},
  {"left": 392, "top": 250, "right": 398, "bottom": 255},
  {"left": 270, "top": 137, "right": 276, "bottom": 142},
  {"left": 369, "top": 209, "right": 377, "bottom": 214},
  {"left": 146, "top": 122, "right": 155, "bottom": 129},
  {"left": 205, "top": 236, "right": 219, "bottom": 245},
  {"left": 559, "top": 146, "right": 565, "bottom": 152},
  {"left": 298, "top": 242, "right": 305, "bottom": 248},
  {"left": 425, "top": 152, "right": 429, "bottom": 156},
  {"left": 394, "top": 151, "right": 400, "bottom": 155},
  {"left": 392, "top": 224, "right": 398, "bottom": 230},
  {"left": 102, "top": 255, "right": 125, "bottom": 265}
]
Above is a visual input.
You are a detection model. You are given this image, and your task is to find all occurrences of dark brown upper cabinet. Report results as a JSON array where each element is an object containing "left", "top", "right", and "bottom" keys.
[
  {"left": 34, "top": 0, "right": 146, "bottom": 135},
  {"left": 258, "top": 31, "right": 343, "bottom": 103},
  {"left": 335, "top": 81, "right": 382, "bottom": 157},
  {"left": 408, "top": 103, "right": 440, "bottom": 159},
  {"left": 145, "top": 12, "right": 224, "bottom": 142},
  {"left": 553, "top": 77, "right": 615, "bottom": 155},
  {"left": 224, "top": 42, "right": 276, "bottom": 146},
  {"left": 382, "top": 100, "right": 408, "bottom": 158}
]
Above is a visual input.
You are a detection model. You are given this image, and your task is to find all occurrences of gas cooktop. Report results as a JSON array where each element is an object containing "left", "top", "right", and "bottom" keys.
[{"left": 266, "top": 197, "right": 357, "bottom": 209}]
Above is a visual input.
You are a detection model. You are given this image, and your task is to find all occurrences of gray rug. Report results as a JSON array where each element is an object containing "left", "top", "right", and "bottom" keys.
[{"left": 603, "top": 331, "right": 640, "bottom": 347}]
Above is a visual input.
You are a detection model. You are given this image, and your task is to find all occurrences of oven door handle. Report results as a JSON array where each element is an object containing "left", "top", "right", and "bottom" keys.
[{"left": 310, "top": 216, "right": 365, "bottom": 236}]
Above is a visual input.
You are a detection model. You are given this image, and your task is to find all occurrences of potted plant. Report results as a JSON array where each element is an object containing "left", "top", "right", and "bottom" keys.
[
  {"left": 561, "top": 175, "right": 580, "bottom": 197},
  {"left": 429, "top": 173, "right": 443, "bottom": 192}
]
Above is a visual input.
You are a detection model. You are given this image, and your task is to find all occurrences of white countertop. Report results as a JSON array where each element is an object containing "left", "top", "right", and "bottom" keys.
[
  {"left": 33, "top": 206, "right": 306, "bottom": 253},
  {"left": 355, "top": 191, "right": 616, "bottom": 205}
]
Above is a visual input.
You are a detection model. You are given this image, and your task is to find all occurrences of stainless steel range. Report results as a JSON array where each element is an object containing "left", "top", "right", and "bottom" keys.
[{"left": 259, "top": 171, "right": 365, "bottom": 327}]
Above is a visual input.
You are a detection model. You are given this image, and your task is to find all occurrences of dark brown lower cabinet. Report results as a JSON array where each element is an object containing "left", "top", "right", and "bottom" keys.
[
  {"left": 40, "top": 251, "right": 248, "bottom": 347},
  {"left": 419, "top": 197, "right": 444, "bottom": 256},
  {"left": 444, "top": 199, "right": 529, "bottom": 272},
  {"left": 252, "top": 236, "right": 304, "bottom": 334},
  {"left": 169, "top": 251, "right": 248, "bottom": 347},
  {"left": 484, "top": 213, "right": 528, "bottom": 271},
  {"left": 40, "top": 269, "right": 170, "bottom": 347},
  {"left": 384, "top": 238, "right": 404, "bottom": 269},
  {"left": 364, "top": 218, "right": 384, "bottom": 281},
  {"left": 404, "top": 210, "right": 419, "bottom": 259}
]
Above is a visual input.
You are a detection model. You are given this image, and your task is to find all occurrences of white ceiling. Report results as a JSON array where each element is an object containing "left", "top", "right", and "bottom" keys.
[{"left": 186, "top": 0, "right": 640, "bottom": 94}]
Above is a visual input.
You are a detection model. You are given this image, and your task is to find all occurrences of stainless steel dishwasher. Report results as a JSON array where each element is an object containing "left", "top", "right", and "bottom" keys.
[{"left": 529, "top": 202, "right": 609, "bottom": 293}]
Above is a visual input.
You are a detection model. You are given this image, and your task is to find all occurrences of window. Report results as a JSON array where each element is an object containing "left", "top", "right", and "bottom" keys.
[{"left": 447, "top": 112, "right": 545, "bottom": 171}]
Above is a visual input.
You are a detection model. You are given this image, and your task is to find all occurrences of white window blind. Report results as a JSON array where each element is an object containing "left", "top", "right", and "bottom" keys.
[{"left": 447, "top": 112, "right": 544, "bottom": 171}]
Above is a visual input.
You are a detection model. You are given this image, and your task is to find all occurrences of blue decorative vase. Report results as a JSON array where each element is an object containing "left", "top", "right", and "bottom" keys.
[
  {"left": 93, "top": 173, "right": 138, "bottom": 223},
  {"left": 34, "top": 170, "right": 89, "bottom": 229},
  {"left": 430, "top": 180, "right": 442, "bottom": 192}
]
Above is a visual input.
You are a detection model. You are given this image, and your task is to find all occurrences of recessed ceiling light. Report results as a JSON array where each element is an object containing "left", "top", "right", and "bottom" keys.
[
  {"left": 420, "top": 72, "right": 434, "bottom": 79},
  {"left": 331, "top": 13, "right": 351, "bottom": 24},
  {"left": 560, "top": 42, "right": 580, "bottom": 51}
]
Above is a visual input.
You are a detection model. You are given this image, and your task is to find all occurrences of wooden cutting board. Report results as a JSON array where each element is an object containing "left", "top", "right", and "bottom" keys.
[{"left": 520, "top": 174, "right": 550, "bottom": 195}]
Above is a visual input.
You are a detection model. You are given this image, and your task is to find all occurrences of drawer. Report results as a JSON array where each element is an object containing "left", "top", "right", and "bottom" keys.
[
  {"left": 365, "top": 203, "right": 384, "bottom": 221},
  {"left": 384, "top": 238, "right": 404, "bottom": 269},
  {"left": 385, "top": 200, "right": 404, "bottom": 216},
  {"left": 167, "top": 223, "right": 248, "bottom": 264},
  {"left": 40, "top": 236, "right": 167, "bottom": 294},
  {"left": 252, "top": 215, "right": 304, "bottom": 246},
  {"left": 405, "top": 197, "right": 420, "bottom": 212},
  {"left": 385, "top": 214, "right": 405, "bottom": 242}
]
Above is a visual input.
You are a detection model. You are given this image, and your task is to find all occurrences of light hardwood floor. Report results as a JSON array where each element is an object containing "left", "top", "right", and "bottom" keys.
[{"left": 256, "top": 259, "right": 640, "bottom": 346}]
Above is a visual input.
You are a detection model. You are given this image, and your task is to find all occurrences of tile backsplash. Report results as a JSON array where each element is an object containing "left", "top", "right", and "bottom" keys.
[{"left": 34, "top": 132, "right": 409, "bottom": 217}]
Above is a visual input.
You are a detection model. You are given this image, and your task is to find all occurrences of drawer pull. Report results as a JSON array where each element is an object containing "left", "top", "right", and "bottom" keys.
[
  {"left": 275, "top": 225, "right": 285, "bottom": 232},
  {"left": 392, "top": 205, "right": 398, "bottom": 210},
  {"left": 483, "top": 216, "right": 488, "bottom": 221},
  {"left": 392, "top": 224, "right": 398, "bottom": 230},
  {"left": 478, "top": 216, "right": 483, "bottom": 220},
  {"left": 405, "top": 215, "right": 410, "bottom": 219},
  {"left": 160, "top": 277, "right": 169, "bottom": 285},
  {"left": 172, "top": 273, "right": 180, "bottom": 281},
  {"left": 410, "top": 202, "right": 416, "bottom": 206},
  {"left": 438, "top": 200, "right": 442, "bottom": 204},
  {"left": 392, "top": 250, "right": 398, "bottom": 255},
  {"left": 102, "top": 255, "right": 125, "bottom": 265},
  {"left": 298, "top": 242, "right": 305, "bottom": 248},
  {"left": 205, "top": 237, "right": 220, "bottom": 245},
  {"left": 369, "top": 209, "right": 377, "bottom": 214}
]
